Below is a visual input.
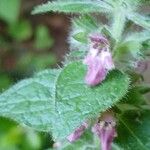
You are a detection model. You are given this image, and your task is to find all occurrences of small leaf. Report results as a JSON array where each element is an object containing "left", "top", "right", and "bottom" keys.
[
  {"left": 73, "top": 15, "right": 98, "bottom": 31},
  {"left": 116, "top": 110, "right": 150, "bottom": 150},
  {"left": 73, "top": 32, "right": 87, "bottom": 43},
  {"left": 32, "top": 0, "right": 112, "bottom": 15}
]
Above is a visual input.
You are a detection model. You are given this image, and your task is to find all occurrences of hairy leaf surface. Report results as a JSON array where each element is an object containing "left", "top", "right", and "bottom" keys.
[
  {"left": 32, "top": 0, "right": 112, "bottom": 14},
  {"left": 0, "top": 62, "right": 130, "bottom": 140}
]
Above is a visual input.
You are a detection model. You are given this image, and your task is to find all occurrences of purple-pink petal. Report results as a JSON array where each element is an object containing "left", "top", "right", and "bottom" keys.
[
  {"left": 100, "top": 51, "right": 115, "bottom": 70},
  {"left": 84, "top": 55, "right": 107, "bottom": 86},
  {"left": 83, "top": 34, "right": 114, "bottom": 86},
  {"left": 67, "top": 122, "right": 88, "bottom": 142},
  {"left": 89, "top": 34, "right": 109, "bottom": 45},
  {"left": 92, "top": 113, "right": 117, "bottom": 150}
]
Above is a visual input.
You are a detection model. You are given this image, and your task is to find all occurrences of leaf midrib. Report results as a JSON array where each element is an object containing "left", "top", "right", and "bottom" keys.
[{"left": 119, "top": 117, "right": 148, "bottom": 150}]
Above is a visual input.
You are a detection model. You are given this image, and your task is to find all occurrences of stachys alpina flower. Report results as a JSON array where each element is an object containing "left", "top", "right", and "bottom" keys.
[
  {"left": 83, "top": 34, "right": 115, "bottom": 86},
  {"left": 92, "top": 112, "right": 117, "bottom": 150}
]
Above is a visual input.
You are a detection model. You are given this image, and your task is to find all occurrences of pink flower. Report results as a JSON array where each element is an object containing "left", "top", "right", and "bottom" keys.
[
  {"left": 92, "top": 113, "right": 117, "bottom": 150},
  {"left": 83, "top": 54, "right": 107, "bottom": 86},
  {"left": 83, "top": 34, "right": 114, "bottom": 86},
  {"left": 67, "top": 122, "right": 88, "bottom": 142}
]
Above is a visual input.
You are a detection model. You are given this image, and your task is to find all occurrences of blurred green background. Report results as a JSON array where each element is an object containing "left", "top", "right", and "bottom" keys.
[{"left": 0, "top": 0, "right": 70, "bottom": 149}]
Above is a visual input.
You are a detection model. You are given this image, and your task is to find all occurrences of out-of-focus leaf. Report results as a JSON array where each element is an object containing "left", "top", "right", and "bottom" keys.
[
  {"left": 0, "top": 74, "right": 12, "bottom": 91},
  {"left": 24, "top": 129, "right": 41, "bottom": 150},
  {"left": 0, "top": 0, "right": 20, "bottom": 24},
  {"left": 17, "top": 53, "right": 56, "bottom": 71},
  {"left": 8, "top": 20, "right": 32, "bottom": 41},
  {"left": 114, "top": 41, "right": 142, "bottom": 63},
  {"left": 0, "top": 118, "right": 42, "bottom": 150},
  {"left": 111, "top": 7, "right": 126, "bottom": 41},
  {"left": 35, "top": 25, "right": 54, "bottom": 49},
  {"left": 73, "top": 32, "right": 87, "bottom": 43},
  {"left": 0, "top": 117, "right": 17, "bottom": 135},
  {"left": 125, "top": 31, "right": 150, "bottom": 43}
]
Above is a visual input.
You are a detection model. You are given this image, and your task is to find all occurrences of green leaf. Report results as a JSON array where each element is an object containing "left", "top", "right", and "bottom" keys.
[
  {"left": 114, "top": 31, "right": 150, "bottom": 68},
  {"left": 73, "top": 15, "right": 98, "bottom": 31},
  {"left": 32, "top": 0, "right": 112, "bottom": 15},
  {"left": 69, "top": 15, "right": 98, "bottom": 52},
  {"left": 53, "top": 61, "right": 129, "bottom": 139},
  {"left": 127, "top": 13, "right": 150, "bottom": 30},
  {"left": 125, "top": 30, "right": 150, "bottom": 43},
  {"left": 64, "top": 50, "right": 87, "bottom": 64},
  {"left": 114, "top": 40, "right": 142, "bottom": 66},
  {"left": 123, "top": 87, "right": 145, "bottom": 105},
  {"left": 0, "top": 74, "right": 12, "bottom": 92},
  {"left": 136, "top": 84, "right": 150, "bottom": 94},
  {"left": 16, "top": 53, "right": 56, "bottom": 71},
  {"left": 0, "top": 62, "right": 130, "bottom": 140},
  {"left": 111, "top": 7, "right": 126, "bottom": 41},
  {"left": 0, "top": 0, "right": 20, "bottom": 24},
  {"left": 0, "top": 69, "right": 61, "bottom": 132},
  {"left": 73, "top": 32, "right": 87, "bottom": 43},
  {"left": 116, "top": 111, "right": 150, "bottom": 150}
]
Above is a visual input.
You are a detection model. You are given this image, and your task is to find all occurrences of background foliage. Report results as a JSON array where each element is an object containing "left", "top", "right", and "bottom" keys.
[{"left": 0, "top": 0, "right": 63, "bottom": 149}]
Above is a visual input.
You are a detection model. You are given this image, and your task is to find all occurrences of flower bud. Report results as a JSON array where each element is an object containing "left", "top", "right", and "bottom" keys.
[
  {"left": 92, "top": 112, "right": 117, "bottom": 150},
  {"left": 67, "top": 122, "right": 88, "bottom": 142}
]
